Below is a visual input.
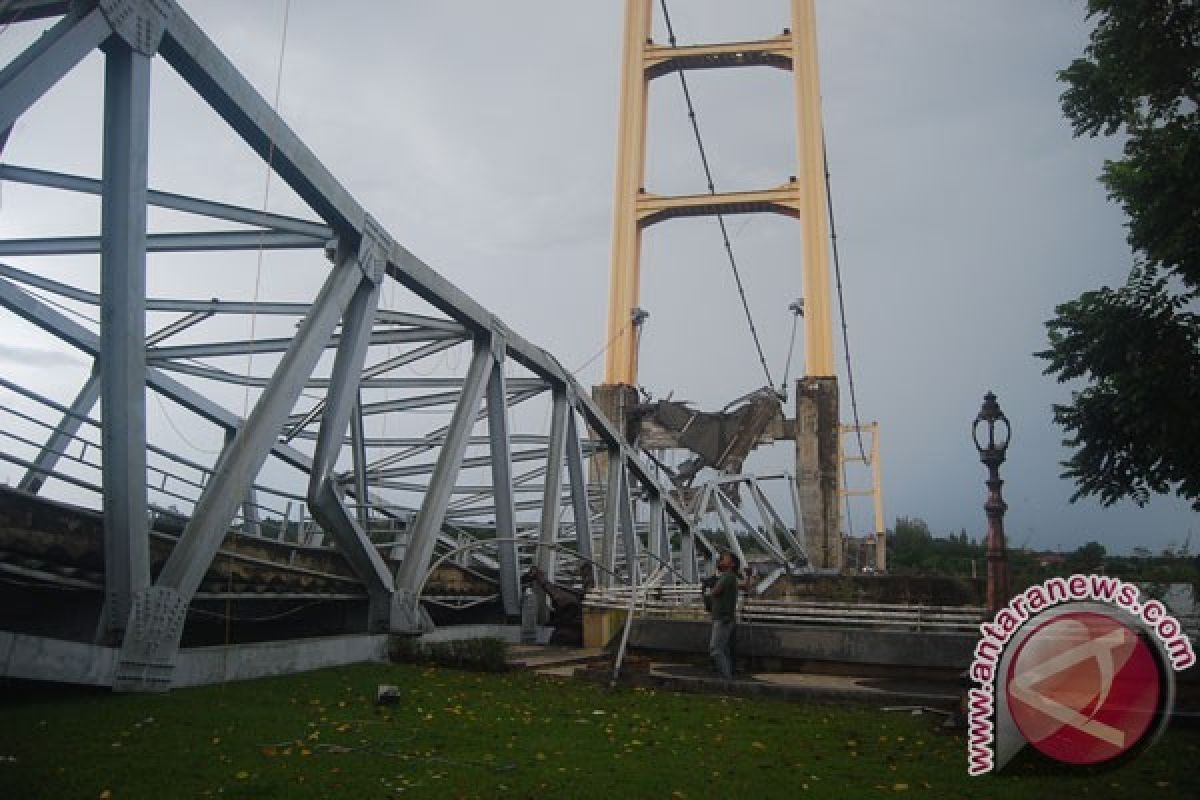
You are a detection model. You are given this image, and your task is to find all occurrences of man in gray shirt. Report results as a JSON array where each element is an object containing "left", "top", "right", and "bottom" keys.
[{"left": 704, "top": 551, "right": 750, "bottom": 679}]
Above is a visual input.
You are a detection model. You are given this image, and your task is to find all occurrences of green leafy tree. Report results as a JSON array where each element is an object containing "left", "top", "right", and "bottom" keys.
[
  {"left": 889, "top": 516, "right": 933, "bottom": 570},
  {"left": 888, "top": 517, "right": 984, "bottom": 576},
  {"left": 1065, "top": 540, "right": 1107, "bottom": 573},
  {"left": 1038, "top": 0, "right": 1200, "bottom": 509}
]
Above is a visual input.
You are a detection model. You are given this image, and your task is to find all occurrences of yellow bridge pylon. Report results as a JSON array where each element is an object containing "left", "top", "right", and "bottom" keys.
[
  {"left": 838, "top": 423, "right": 886, "bottom": 572},
  {"left": 599, "top": 0, "right": 854, "bottom": 570},
  {"left": 603, "top": 0, "right": 836, "bottom": 387}
]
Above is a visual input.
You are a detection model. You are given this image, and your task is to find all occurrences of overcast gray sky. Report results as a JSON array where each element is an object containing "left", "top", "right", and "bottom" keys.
[{"left": 0, "top": 1, "right": 1195, "bottom": 555}]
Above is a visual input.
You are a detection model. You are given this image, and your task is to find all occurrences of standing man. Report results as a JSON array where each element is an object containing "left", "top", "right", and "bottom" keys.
[{"left": 705, "top": 550, "right": 751, "bottom": 680}]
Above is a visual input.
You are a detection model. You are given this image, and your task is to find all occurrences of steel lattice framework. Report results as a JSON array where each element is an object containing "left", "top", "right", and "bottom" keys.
[{"left": 0, "top": 0, "right": 718, "bottom": 691}]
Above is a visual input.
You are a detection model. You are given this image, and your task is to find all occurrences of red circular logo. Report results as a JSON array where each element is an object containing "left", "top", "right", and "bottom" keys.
[{"left": 1006, "top": 611, "right": 1163, "bottom": 765}]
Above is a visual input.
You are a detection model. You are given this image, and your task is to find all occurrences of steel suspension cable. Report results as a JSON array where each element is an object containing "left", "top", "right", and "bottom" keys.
[
  {"left": 780, "top": 308, "right": 800, "bottom": 390},
  {"left": 824, "top": 142, "right": 869, "bottom": 463},
  {"left": 659, "top": 0, "right": 774, "bottom": 391},
  {"left": 225, "top": 0, "right": 293, "bottom": 665}
]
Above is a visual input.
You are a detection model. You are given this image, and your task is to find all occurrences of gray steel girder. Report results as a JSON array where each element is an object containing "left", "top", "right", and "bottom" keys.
[
  {"left": 486, "top": 348, "right": 522, "bottom": 617},
  {"left": 306, "top": 258, "right": 396, "bottom": 632},
  {"left": 564, "top": 409, "right": 596, "bottom": 585},
  {"left": 18, "top": 368, "right": 100, "bottom": 495},
  {"left": 0, "top": 7, "right": 112, "bottom": 134},
  {"left": 392, "top": 338, "right": 492, "bottom": 630},
  {"left": 600, "top": 452, "right": 622, "bottom": 587},
  {"left": 98, "top": 40, "right": 153, "bottom": 643},
  {"left": 0, "top": 230, "right": 326, "bottom": 256},
  {"left": 536, "top": 387, "right": 569, "bottom": 584},
  {"left": 0, "top": 163, "right": 333, "bottom": 238}
]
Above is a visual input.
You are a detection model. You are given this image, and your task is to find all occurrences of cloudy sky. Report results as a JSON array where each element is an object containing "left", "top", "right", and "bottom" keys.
[{"left": 0, "top": 1, "right": 1194, "bottom": 555}]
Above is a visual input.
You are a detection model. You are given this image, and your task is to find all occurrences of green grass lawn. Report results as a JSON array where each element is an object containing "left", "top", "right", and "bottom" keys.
[{"left": 1, "top": 662, "right": 1198, "bottom": 799}]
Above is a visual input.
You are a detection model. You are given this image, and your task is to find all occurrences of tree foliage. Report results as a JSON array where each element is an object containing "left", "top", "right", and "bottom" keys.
[
  {"left": 888, "top": 516, "right": 983, "bottom": 576},
  {"left": 1065, "top": 540, "right": 1107, "bottom": 573},
  {"left": 1039, "top": 0, "right": 1200, "bottom": 510}
]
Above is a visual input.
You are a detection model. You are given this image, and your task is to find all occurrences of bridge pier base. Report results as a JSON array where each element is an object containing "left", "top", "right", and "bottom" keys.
[
  {"left": 796, "top": 377, "right": 841, "bottom": 571},
  {"left": 113, "top": 586, "right": 188, "bottom": 692},
  {"left": 391, "top": 589, "right": 435, "bottom": 635}
]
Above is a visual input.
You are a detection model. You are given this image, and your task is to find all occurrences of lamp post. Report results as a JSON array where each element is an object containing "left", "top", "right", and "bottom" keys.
[{"left": 973, "top": 391, "right": 1011, "bottom": 614}]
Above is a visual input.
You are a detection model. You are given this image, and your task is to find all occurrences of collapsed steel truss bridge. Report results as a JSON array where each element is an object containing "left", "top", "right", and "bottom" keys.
[{"left": 0, "top": 1, "right": 808, "bottom": 691}]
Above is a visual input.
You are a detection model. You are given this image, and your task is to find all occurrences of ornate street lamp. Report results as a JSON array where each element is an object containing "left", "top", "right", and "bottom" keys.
[{"left": 973, "top": 391, "right": 1011, "bottom": 614}]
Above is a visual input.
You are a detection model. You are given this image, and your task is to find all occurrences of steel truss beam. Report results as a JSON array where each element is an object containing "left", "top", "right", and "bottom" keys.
[
  {"left": 0, "top": 7, "right": 112, "bottom": 134},
  {"left": 392, "top": 338, "right": 492, "bottom": 630},
  {"left": 0, "top": 163, "right": 333, "bottom": 238},
  {"left": 0, "top": 229, "right": 326, "bottom": 256},
  {"left": 306, "top": 237, "right": 396, "bottom": 633},
  {"left": 486, "top": 341, "right": 521, "bottom": 616},
  {"left": 18, "top": 368, "right": 100, "bottom": 495},
  {"left": 98, "top": 39, "right": 152, "bottom": 643},
  {"left": 564, "top": 410, "right": 596, "bottom": 585},
  {"left": 147, "top": 327, "right": 457, "bottom": 362},
  {"left": 0, "top": 2, "right": 72, "bottom": 24},
  {"left": 534, "top": 386, "right": 570, "bottom": 621},
  {"left": 362, "top": 386, "right": 546, "bottom": 471},
  {"left": 600, "top": 452, "right": 622, "bottom": 587}
]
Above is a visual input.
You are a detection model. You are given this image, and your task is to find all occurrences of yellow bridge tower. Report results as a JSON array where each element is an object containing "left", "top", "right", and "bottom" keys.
[{"left": 597, "top": 0, "right": 849, "bottom": 569}]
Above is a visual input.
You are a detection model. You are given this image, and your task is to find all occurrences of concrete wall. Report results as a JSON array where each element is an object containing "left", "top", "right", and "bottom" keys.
[
  {"left": 629, "top": 618, "right": 977, "bottom": 670},
  {"left": 0, "top": 632, "right": 118, "bottom": 686},
  {"left": 173, "top": 634, "right": 391, "bottom": 687},
  {"left": 0, "top": 632, "right": 391, "bottom": 689}
]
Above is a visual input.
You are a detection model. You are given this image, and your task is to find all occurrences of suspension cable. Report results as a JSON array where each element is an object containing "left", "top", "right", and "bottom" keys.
[
  {"left": 225, "top": 0, "right": 293, "bottom": 665},
  {"left": 242, "top": 0, "right": 293, "bottom": 419},
  {"left": 659, "top": 0, "right": 774, "bottom": 391},
  {"left": 571, "top": 315, "right": 633, "bottom": 377},
  {"left": 780, "top": 308, "right": 800, "bottom": 389},
  {"left": 824, "top": 142, "right": 869, "bottom": 463}
]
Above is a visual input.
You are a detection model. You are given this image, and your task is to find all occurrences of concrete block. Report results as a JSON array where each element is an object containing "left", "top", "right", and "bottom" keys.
[{"left": 583, "top": 607, "right": 627, "bottom": 649}]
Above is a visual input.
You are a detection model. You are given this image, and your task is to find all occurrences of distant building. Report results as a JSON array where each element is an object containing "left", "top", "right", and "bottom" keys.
[{"left": 1036, "top": 552, "right": 1066, "bottom": 569}]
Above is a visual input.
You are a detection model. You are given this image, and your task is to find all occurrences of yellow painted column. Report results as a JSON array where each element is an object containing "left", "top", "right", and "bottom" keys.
[
  {"left": 604, "top": 0, "right": 652, "bottom": 386},
  {"left": 870, "top": 423, "right": 887, "bottom": 571},
  {"left": 790, "top": 0, "right": 835, "bottom": 377}
]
